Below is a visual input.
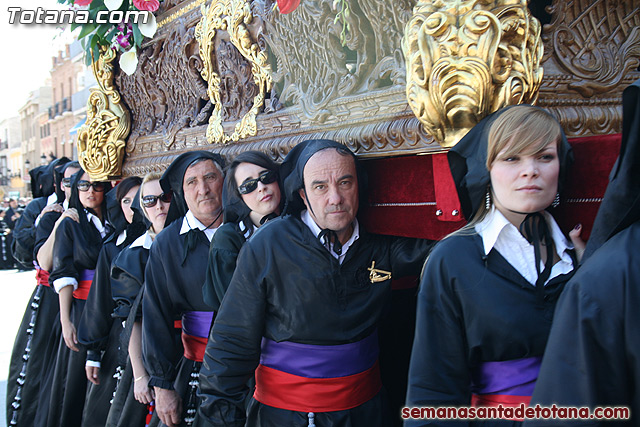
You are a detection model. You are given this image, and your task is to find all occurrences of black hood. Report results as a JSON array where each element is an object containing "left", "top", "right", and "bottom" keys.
[
  {"left": 448, "top": 105, "right": 573, "bottom": 220},
  {"left": 583, "top": 80, "right": 640, "bottom": 260},
  {"left": 281, "top": 139, "right": 367, "bottom": 216},
  {"left": 160, "top": 151, "right": 226, "bottom": 225},
  {"left": 29, "top": 165, "right": 47, "bottom": 198}
]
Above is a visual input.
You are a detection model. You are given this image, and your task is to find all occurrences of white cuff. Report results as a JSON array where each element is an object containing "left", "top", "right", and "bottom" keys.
[
  {"left": 85, "top": 360, "right": 101, "bottom": 368},
  {"left": 53, "top": 277, "right": 78, "bottom": 293}
]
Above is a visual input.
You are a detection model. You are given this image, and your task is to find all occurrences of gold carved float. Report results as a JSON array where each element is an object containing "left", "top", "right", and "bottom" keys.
[
  {"left": 195, "top": 0, "right": 273, "bottom": 144},
  {"left": 402, "top": 0, "right": 544, "bottom": 148},
  {"left": 77, "top": 47, "right": 130, "bottom": 180}
]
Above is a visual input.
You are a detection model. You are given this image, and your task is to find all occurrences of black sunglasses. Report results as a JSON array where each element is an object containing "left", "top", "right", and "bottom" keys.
[
  {"left": 77, "top": 180, "right": 107, "bottom": 192},
  {"left": 62, "top": 177, "right": 72, "bottom": 188},
  {"left": 142, "top": 192, "right": 172, "bottom": 208},
  {"left": 238, "top": 170, "right": 277, "bottom": 195}
]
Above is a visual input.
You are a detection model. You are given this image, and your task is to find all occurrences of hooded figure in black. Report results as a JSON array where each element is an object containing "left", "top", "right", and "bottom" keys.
[
  {"left": 5, "top": 157, "right": 72, "bottom": 427},
  {"left": 142, "top": 150, "right": 225, "bottom": 427},
  {"left": 107, "top": 174, "right": 170, "bottom": 427},
  {"left": 45, "top": 168, "right": 112, "bottom": 427},
  {"left": 405, "top": 105, "right": 578, "bottom": 426},
  {"left": 202, "top": 150, "right": 283, "bottom": 312},
  {"left": 76, "top": 176, "right": 144, "bottom": 427},
  {"left": 198, "top": 139, "right": 435, "bottom": 427},
  {"left": 524, "top": 81, "right": 640, "bottom": 426}
]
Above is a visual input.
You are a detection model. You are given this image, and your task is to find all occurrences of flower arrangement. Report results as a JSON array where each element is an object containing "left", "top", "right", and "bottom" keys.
[{"left": 60, "top": 0, "right": 162, "bottom": 75}]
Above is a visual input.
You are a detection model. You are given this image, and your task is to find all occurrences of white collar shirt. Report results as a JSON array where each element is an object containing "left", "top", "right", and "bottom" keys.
[
  {"left": 301, "top": 209, "right": 360, "bottom": 264},
  {"left": 180, "top": 210, "right": 219, "bottom": 242}
]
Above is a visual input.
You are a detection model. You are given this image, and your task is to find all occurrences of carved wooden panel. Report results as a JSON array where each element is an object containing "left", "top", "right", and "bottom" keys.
[{"left": 118, "top": 0, "right": 640, "bottom": 176}]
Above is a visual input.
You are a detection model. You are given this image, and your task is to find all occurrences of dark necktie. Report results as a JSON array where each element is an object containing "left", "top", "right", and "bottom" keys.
[
  {"left": 519, "top": 212, "right": 554, "bottom": 295},
  {"left": 183, "top": 228, "right": 208, "bottom": 265},
  {"left": 318, "top": 229, "right": 343, "bottom": 256}
]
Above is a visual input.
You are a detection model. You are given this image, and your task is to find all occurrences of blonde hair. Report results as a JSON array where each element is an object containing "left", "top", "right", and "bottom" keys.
[
  {"left": 486, "top": 106, "right": 562, "bottom": 170},
  {"left": 140, "top": 172, "right": 163, "bottom": 232}
]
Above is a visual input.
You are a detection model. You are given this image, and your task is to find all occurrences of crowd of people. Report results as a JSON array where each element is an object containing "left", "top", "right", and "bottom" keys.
[{"left": 4, "top": 97, "right": 640, "bottom": 427}]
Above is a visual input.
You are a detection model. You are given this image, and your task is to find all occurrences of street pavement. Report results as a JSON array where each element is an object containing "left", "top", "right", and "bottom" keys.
[{"left": 0, "top": 269, "right": 40, "bottom": 427}]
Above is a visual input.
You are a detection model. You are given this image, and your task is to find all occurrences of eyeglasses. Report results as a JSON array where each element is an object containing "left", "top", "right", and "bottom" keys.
[
  {"left": 142, "top": 192, "right": 172, "bottom": 208},
  {"left": 238, "top": 170, "right": 277, "bottom": 195},
  {"left": 77, "top": 180, "right": 107, "bottom": 192},
  {"left": 62, "top": 177, "right": 71, "bottom": 188}
]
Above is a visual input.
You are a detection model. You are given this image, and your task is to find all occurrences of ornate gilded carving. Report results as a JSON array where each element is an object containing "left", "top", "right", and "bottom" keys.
[
  {"left": 542, "top": 0, "right": 640, "bottom": 97},
  {"left": 261, "top": 0, "right": 411, "bottom": 122},
  {"left": 195, "top": 0, "right": 273, "bottom": 144},
  {"left": 158, "top": 0, "right": 207, "bottom": 29},
  {"left": 116, "top": 18, "right": 210, "bottom": 151},
  {"left": 402, "top": 0, "right": 544, "bottom": 147},
  {"left": 77, "top": 47, "right": 129, "bottom": 180}
]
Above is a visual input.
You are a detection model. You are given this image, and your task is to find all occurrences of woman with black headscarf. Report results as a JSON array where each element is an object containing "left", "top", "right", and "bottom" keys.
[
  {"left": 45, "top": 168, "right": 112, "bottom": 427},
  {"left": 106, "top": 172, "right": 172, "bottom": 427},
  {"left": 77, "top": 175, "right": 144, "bottom": 427},
  {"left": 405, "top": 105, "right": 581, "bottom": 425},
  {"left": 202, "top": 150, "right": 283, "bottom": 312}
]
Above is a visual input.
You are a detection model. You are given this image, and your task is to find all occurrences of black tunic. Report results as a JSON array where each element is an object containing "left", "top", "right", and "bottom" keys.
[
  {"left": 142, "top": 218, "right": 213, "bottom": 426},
  {"left": 202, "top": 222, "right": 246, "bottom": 311},
  {"left": 404, "top": 233, "right": 575, "bottom": 427},
  {"left": 525, "top": 222, "right": 640, "bottom": 426},
  {"left": 6, "top": 202, "right": 60, "bottom": 427},
  {"left": 45, "top": 216, "right": 104, "bottom": 427},
  {"left": 198, "top": 215, "right": 433, "bottom": 426},
  {"left": 10, "top": 196, "right": 46, "bottom": 267},
  {"left": 105, "top": 235, "right": 152, "bottom": 427}
]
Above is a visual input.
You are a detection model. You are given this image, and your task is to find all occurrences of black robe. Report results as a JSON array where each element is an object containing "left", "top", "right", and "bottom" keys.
[
  {"left": 525, "top": 222, "right": 640, "bottom": 426},
  {"left": 405, "top": 233, "right": 575, "bottom": 427},
  {"left": 202, "top": 222, "right": 246, "bottom": 311},
  {"left": 10, "top": 196, "right": 47, "bottom": 268},
  {"left": 106, "top": 235, "right": 152, "bottom": 427},
  {"left": 198, "top": 215, "right": 433, "bottom": 427},
  {"left": 5, "top": 206, "right": 60, "bottom": 427},
  {"left": 142, "top": 218, "right": 213, "bottom": 426},
  {"left": 45, "top": 216, "right": 104, "bottom": 427},
  {"left": 77, "top": 236, "right": 127, "bottom": 427}
]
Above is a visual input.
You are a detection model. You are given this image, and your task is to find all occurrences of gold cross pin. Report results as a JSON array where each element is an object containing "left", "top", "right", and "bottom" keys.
[{"left": 368, "top": 261, "right": 391, "bottom": 283}]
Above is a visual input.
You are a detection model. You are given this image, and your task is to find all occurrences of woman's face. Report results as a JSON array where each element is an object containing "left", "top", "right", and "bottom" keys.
[
  {"left": 78, "top": 173, "right": 105, "bottom": 211},
  {"left": 142, "top": 179, "right": 169, "bottom": 234},
  {"left": 489, "top": 139, "right": 560, "bottom": 225},
  {"left": 120, "top": 185, "right": 139, "bottom": 224},
  {"left": 234, "top": 162, "right": 281, "bottom": 224}
]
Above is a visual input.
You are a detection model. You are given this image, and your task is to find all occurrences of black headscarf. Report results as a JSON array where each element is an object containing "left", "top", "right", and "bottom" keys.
[
  {"left": 52, "top": 158, "right": 76, "bottom": 203},
  {"left": 103, "top": 177, "right": 146, "bottom": 247},
  {"left": 29, "top": 165, "right": 47, "bottom": 198},
  {"left": 160, "top": 151, "right": 226, "bottom": 225},
  {"left": 583, "top": 80, "right": 640, "bottom": 261},
  {"left": 68, "top": 168, "right": 113, "bottom": 245},
  {"left": 130, "top": 186, "right": 152, "bottom": 231},
  {"left": 281, "top": 139, "right": 367, "bottom": 216},
  {"left": 448, "top": 105, "right": 573, "bottom": 221},
  {"left": 38, "top": 157, "right": 71, "bottom": 202}
]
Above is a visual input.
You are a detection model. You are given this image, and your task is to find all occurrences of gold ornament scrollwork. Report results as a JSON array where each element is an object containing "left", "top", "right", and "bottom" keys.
[
  {"left": 195, "top": 0, "right": 273, "bottom": 144},
  {"left": 77, "top": 47, "right": 129, "bottom": 180},
  {"left": 402, "top": 0, "right": 543, "bottom": 148}
]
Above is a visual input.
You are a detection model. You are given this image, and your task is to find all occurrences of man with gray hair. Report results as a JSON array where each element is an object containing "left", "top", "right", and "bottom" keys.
[{"left": 143, "top": 151, "right": 225, "bottom": 427}]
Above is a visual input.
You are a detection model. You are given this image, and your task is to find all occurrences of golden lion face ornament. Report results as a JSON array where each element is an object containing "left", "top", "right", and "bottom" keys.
[{"left": 402, "top": 0, "right": 544, "bottom": 147}]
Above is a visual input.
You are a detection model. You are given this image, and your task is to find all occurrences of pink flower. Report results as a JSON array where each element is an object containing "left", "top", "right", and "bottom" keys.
[
  {"left": 133, "top": 0, "right": 160, "bottom": 12},
  {"left": 74, "top": 0, "right": 93, "bottom": 5}
]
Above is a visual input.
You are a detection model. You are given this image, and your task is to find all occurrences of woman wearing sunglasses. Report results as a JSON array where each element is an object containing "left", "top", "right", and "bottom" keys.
[
  {"left": 106, "top": 172, "right": 172, "bottom": 427},
  {"left": 202, "top": 150, "right": 283, "bottom": 312},
  {"left": 46, "top": 169, "right": 112, "bottom": 427},
  {"left": 76, "top": 176, "right": 145, "bottom": 427}
]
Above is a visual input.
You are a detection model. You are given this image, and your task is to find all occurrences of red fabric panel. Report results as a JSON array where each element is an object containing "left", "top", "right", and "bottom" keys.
[
  {"left": 36, "top": 268, "right": 50, "bottom": 287},
  {"left": 361, "top": 134, "right": 621, "bottom": 240},
  {"left": 254, "top": 361, "right": 382, "bottom": 412},
  {"left": 181, "top": 333, "right": 207, "bottom": 362},
  {"left": 73, "top": 280, "right": 92, "bottom": 300},
  {"left": 432, "top": 152, "right": 462, "bottom": 222}
]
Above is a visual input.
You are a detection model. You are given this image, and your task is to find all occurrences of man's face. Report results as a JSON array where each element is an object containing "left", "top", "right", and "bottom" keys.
[
  {"left": 299, "top": 149, "right": 359, "bottom": 243},
  {"left": 182, "top": 159, "right": 224, "bottom": 224},
  {"left": 9, "top": 200, "right": 17, "bottom": 209}
]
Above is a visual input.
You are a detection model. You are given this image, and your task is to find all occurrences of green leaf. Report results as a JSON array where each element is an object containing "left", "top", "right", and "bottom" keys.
[
  {"left": 131, "top": 23, "right": 143, "bottom": 47},
  {"left": 78, "top": 23, "right": 97, "bottom": 39}
]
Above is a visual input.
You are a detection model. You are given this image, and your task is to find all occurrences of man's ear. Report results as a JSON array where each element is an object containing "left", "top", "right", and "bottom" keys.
[{"left": 298, "top": 188, "right": 307, "bottom": 205}]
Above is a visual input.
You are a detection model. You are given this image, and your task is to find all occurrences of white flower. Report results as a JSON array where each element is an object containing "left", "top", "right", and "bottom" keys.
[
  {"left": 104, "top": 0, "right": 124, "bottom": 10},
  {"left": 119, "top": 48, "right": 138, "bottom": 75},
  {"left": 137, "top": 12, "right": 157, "bottom": 38}
]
